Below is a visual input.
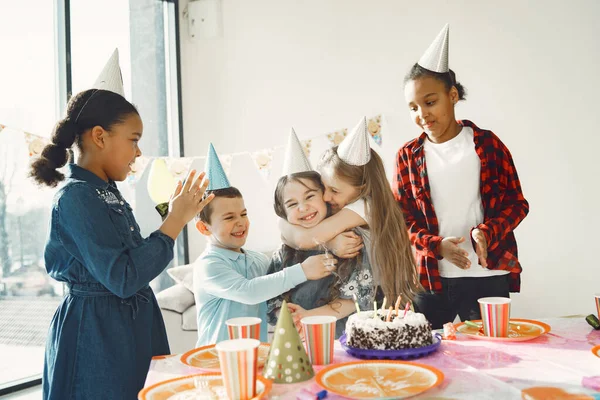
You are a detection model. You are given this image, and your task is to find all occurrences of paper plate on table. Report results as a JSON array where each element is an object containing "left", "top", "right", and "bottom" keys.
[
  {"left": 316, "top": 360, "right": 443, "bottom": 399},
  {"left": 455, "top": 319, "right": 551, "bottom": 342},
  {"left": 138, "top": 372, "right": 271, "bottom": 400},
  {"left": 339, "top": 332, "right": 442, "bottom": 360},
  {"left": 180, "top": 343, "right": 270, "bottom": 371},
  {"left": 592, "top": 345, "right": 600, "bottom": 358}
]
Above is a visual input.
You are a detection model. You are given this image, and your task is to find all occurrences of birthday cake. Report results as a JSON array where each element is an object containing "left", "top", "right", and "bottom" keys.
[{"left": 345, "top": 310, "right": 433, "bottom": 350}]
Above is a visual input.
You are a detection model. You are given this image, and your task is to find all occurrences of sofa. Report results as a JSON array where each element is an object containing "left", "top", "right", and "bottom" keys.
[{"left": 155, "top": 278, "right": 199, "bottom": 354}]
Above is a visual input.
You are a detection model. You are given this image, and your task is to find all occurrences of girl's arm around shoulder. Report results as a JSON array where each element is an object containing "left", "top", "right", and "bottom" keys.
[{"left": 279, "top": 209, "right": 366, "bottom": 250}]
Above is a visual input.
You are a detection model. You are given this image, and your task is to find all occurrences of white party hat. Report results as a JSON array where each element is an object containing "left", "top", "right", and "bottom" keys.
[
  {"left": 337, "top": 117, "right": 371, "bottom": 166},
  {"left": 417, "top": 24, "right": 449, "bottom": 73},
  {"left": 282, "top": 128, "right": 312, "bottom": 176},
  {"left": 93, "top": 48, "right": 125, "bottom": 97}
]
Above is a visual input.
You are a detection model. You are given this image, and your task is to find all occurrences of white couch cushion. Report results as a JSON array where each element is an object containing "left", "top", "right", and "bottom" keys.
[
  {"left": 156, "top": 283, "right": 195, "bottom": 314},
  {"left": 167, "top": 264, "right": 194, "bottom": 292},
  {"left": 182, "top": 305, "right": 198, "bottom": 331}
]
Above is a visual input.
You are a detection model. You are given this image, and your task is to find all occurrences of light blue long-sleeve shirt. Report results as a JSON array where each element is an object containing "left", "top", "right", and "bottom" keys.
[{"left": 193, "top": 244, "right": 307, "bottom": 346}]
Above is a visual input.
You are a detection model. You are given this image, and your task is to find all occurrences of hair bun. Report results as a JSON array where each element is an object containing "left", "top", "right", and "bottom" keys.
[
  {"left": 51, "top": 118, "right": 78, "bottom": 149},
  {"left": 41, "top": 144, "right": 69, "bottom": 168}
]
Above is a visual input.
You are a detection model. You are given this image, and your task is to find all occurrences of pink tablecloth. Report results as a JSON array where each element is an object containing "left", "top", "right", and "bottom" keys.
[{"left": 144, "top": 317, "right": 600, "bottom": 399}]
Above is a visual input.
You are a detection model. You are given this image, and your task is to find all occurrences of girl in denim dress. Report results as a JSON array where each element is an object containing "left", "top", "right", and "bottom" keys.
[{"left": 30, "top": 89, "right": 213, "bottom": 399}]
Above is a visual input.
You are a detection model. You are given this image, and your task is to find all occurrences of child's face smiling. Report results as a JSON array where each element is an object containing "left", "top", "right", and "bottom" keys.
[
  {"left": 103, "top": 113, "right": 143, "bottom": 181},
  {"left": 319, "top": 166, "right": 361, "bottom": 214},
  {"left": 282, "top": 179, "right": 327, "bottom": 228},
  {"left": 404, "top": 76, "right": 459, "bottom": 144},
  {"left": 205, "top": 196, "right": 249, "bottom": 251}
]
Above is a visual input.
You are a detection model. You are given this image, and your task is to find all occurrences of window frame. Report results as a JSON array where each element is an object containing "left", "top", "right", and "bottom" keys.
[{"left": 0, "top": 0, "right": 187, "bottom": 393}]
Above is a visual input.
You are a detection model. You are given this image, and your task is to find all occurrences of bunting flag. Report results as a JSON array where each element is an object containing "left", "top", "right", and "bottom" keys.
[
  {"left": 220, "top": 154, "right": 233, "bottom": 176},
  {"left": 126, "top": 155, "right": 151, "bottom": 184},
  {"left": 24, "top": 133, "right": 50, "bottom": 157},
  {"left": 367, "top": 115, "right": 383, "bottom": 146},
  {"left": 301, "top": 139, "right": 312, "bottom": 158},
  {"left": 251, "top": 148, "right": 275, "bottom": 182},
  {"left": 1, "top": 113, "right": 384, "bottom": 194},
  {"left": 165, "top": 157, "right": 195, "bottom": 180},
  {"left": 326, "top": 128, "right": 348, "bottom": 146}
]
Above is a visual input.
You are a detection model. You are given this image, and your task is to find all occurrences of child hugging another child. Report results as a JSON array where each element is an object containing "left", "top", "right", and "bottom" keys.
[
  {"left": 267, "top": 130, "right": 373, "bottom": 338},
  {"left": 192, "top": 144, "right": 336, "bottom": 346},
  {"left": 270, "top": 121, "right": 422, "bottom": 336}
]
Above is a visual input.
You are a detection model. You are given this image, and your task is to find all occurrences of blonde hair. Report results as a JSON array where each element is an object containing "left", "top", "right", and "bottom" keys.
[{"left": 319, "top": 146, "right": 422, "bottom": 302}]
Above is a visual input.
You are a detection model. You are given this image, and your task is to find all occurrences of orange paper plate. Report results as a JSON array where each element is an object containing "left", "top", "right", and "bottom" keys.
[
  {"left": 180, "top": 343, "right": 270, "bottom": 371},
  {"left": 315, "top": 360, "right": 444, "bottom": 399},
  {"left": 455, "top": 319, "right": 551, "bottom": 342},
  {"left": 592, "top": 345, "right": 600, "bottom": 358},
  {"left": 138, "top": 372, "right": 271, "bottom": 400}
]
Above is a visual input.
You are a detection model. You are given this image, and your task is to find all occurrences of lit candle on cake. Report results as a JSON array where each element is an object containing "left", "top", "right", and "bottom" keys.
[
  {"left": 394, "top": 296, "right": 402, "bottom": 316},
  {"left": 403, "top": 301, "right": 411, "bottom": 318},
  {"left": 386, "top": 306, "right": 394, "bottom": 322}
]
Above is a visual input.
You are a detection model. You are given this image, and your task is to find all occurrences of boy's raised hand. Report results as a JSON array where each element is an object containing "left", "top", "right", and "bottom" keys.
[{"left": 301, "top": 254, "right": 337, "bottom": 280}]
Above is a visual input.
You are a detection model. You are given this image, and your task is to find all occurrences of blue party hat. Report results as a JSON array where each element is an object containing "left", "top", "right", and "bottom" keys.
[{"left": 204, "top": 143, "right": 231, "bottom": 191}]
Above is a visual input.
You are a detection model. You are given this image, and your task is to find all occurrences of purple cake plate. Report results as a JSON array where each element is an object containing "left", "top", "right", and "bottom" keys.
[{"left": 339, "top": 332, "right": 442, "bottom": 360}]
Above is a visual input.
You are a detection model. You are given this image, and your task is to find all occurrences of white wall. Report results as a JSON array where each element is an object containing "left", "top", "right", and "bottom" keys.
[{"left": 179, "top": 0, "right": 600, "bottom": 319}]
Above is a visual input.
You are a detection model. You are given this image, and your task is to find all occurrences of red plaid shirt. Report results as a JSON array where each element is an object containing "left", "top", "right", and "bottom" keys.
[{"left": 393, "top": 120, "right": 529, "bottom": 294}]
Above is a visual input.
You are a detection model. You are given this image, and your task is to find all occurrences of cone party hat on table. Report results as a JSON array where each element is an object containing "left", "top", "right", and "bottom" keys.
[{"left": 263, "top": 300, "right": 314, "bottom": 383}]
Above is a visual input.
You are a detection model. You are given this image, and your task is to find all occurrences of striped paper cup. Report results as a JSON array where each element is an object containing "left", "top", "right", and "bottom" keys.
[
  {"left": 216, "top": 338, "right": 260, "bottom": 400},
  {"left": 226, "top": 317, "right": 261, "bottom": 340},
  {"left": 595, "top": 294, "right": 600, "bottom": 319},
  {"left": 301, "top": 316, "right": 336, "bottom": 365},
  {"left": 478, "top": 297, "right": 511, "bottom": 337}
]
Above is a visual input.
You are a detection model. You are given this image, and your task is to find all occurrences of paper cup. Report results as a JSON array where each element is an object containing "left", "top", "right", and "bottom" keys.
[
  {"left": 478, "top": 297, "right": 511, "bottom": 337},
  {"left": 301, "top": 316, "right": 336, "bottom": 365},
  {"left": 216, "top": 338, "right": 260, "bottom": 400},
  {"left": 226, "top": 317, "right": 261, "bottom": 340},
  {"left": 595, "top": 294, "right": 600, "bottom": 319}
]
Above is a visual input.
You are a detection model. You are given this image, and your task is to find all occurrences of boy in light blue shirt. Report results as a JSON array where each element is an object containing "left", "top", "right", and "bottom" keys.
[{"left": 192, "top": 144, "right": 336, "bottom": 346}]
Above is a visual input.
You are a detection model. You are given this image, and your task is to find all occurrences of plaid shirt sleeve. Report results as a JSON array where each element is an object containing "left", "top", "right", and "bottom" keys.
[
  {"left": 475, "top": 134, "right": 529, "bottom": 253},
  {"left": 393, "top": 147, "right": 443, "bottom": 260}
]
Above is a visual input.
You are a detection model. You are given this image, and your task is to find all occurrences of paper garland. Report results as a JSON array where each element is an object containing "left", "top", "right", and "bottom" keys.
[{"left": 1, "top": 114, "right": 384, "bottom": 186}]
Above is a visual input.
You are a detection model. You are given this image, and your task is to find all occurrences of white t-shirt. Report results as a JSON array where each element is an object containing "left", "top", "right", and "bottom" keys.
[
  {"left": 344, "top": 198, "right": 369, "bottom": 224},
  {"left": 424, "top": 126, "right": 508, "bottom": 278}
]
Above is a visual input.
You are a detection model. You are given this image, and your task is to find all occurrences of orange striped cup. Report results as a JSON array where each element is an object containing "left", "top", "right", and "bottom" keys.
[
  {"left": 226, "top": 317, "right": 261, "bottom": 340},
  {"left": 216, "top": 338, "right": 260, "bottom": 400},
  {"left": 595, "top": 294, "right": 600, "bottom": 319},
  {"left": 301, "top": 316, "right": 336, "bottom": 365},
  {"left": 478, "top": 297, "right": 511, "bottom": 337}
]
